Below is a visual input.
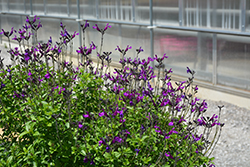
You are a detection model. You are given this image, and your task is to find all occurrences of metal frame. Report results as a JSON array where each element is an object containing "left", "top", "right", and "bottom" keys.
[{"left": 0, "top": 0, "right": 249, "bottom": 97}]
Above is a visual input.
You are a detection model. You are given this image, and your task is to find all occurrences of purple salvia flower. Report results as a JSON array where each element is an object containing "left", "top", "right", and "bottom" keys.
[
  {"left": 93, "top": 24, "right": 101, "bottom": 32},
  {"left": 187, "top": 67, "right": 192, "bottom": 74},
  {"left": 78, "top": 123, "right": 83, "bottom": 128},
  {"left": 44, "top": 72, "right": 51, "bottom": 79},
  {"left": 58, "top": 87, "right": 65, "bottom": 95},
  {"left": 104, "top": 23, "right": 112, "bottom": 31},
  {"left": 28, "top": 70, "right": 32, "bottom": 76},
  {"left": 83, "top": 111, "right": 90, "bottom": 118},
  {"left": 168, "top": 122, "right": 174, "bottom": 126}
]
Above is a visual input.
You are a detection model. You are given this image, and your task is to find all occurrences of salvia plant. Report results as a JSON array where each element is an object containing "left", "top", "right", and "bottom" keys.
[{"left": 0, "top": 16, "right": 224, "bottom": 167}]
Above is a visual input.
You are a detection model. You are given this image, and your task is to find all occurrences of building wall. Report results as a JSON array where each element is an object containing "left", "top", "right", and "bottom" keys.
[{"left": 0, "top": 0, "right": 250, "bottom": 97}]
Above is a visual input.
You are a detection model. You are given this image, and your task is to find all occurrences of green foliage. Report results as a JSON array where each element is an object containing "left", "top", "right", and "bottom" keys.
[{"left": 0, "top": 16, "right": 221, "bottom": 167}]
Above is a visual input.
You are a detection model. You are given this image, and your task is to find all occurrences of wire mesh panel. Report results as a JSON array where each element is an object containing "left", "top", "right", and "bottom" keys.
[
  {"left": 154, "top": 28, "right": 213, "bottom": 82},
  {"left": 217, "top": 34, "right": 250, "bottom": 90}
]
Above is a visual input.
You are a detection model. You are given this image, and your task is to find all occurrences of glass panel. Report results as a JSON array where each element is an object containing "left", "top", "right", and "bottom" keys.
[
  {"left": 98, "top": 0, "right": 118, "bottom": 20},
  {"left": 0, "top": 15, "right": 23, "bottom": 46},
  {"left": 135, "top": 0, "right": 149, "bottom": 23},
  {"left": 183, "top": 0, "right": 241, "bottom": 31},
  {"left": 9, "top": 0, "right": 25, "bottom": 13},
  {"left": 36, "top": 18, "right": 61, "bottom": 44},
  {"left": 0, "top": 0, "right": 9, "bottom": 12},
  {"left": 246, "top": 0, "right": 250, "bottom": 32},
  {"left": 217, "top": 35, "right": 250, "bottom": 90},
  {"left": 119, "top": 0, "right": 132, "bottom": 21},
  {"left": 79, "top": 0, "right": 96, "bottom": 19},
  {"left": 25, "top": 0, "right": 31, "bottom": 14},
  {"left": 84, "top": 22, "right": 150, "bottom": 64},
  {"left": 46, "top": 0, "right": 68, "bottom": 16},
  {"left": 154, "top": 28, "right": 213, "bottom": 82},
  {"left": 33, "top": 0, "right": 44, "bottom": 15},
  {"left": 153, "top": 0, "right": 179, "bottom": 26}
]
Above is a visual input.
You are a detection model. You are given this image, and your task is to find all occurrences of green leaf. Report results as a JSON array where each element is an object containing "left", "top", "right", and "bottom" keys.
[
  {"left": 7, "top": 155, "right": 14, "bottom": 164},
  {"left": 65, "top": 122, "right": 70, "bottom": 128},
  {"left": 19, "top": 131, "right": 30, "bottom": 138},
  {"left": 113, "top": 151, "right": 121, "bottom": 159},
  {"left": 104, "top": 152, "right": 112, "bottom": 159}
]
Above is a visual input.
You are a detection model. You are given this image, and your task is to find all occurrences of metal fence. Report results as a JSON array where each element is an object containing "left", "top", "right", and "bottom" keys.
[{"left": 0, "top": 0, "right": 250, "bottom": 97}]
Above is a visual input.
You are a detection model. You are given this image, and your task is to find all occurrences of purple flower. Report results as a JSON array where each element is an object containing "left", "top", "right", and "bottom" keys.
[
  {"left": 58, "top": 87, "right": 65, "bottom": 95},
  {"left": 136, "top": 47, "right": 144, "bottom": 54},
  {"left": 146, "top": 112, "right": 151, "bottom": 120},
  {"left": 167, "top": 127, "right": 178, "bottom": 135},
  {"left": 44, "top": 72, "right": 51, "bottom": 79},
  {"left": 168, "top": 122, "right": 174, "bottom": 126},
  {"left": 93, "top": 24, "right": 101, "bottom": 32},
  {"left": 104, "top": 23, "right": 112, "bottom": 31},
  {"left": 28, "top": 70, "right": 32, "bottom": 76},
  {"left": 99, "top": 109, "right": 108, "bottom": 117},
  {"left": 83, "top": 111, "right": 90, "bottom": 118},
  {"left": 78, "top": 123, "right": 83, "bottom": 128},
  {"left": 187, "top": 67, "right": 192, "bottom": 74},
  {"left": 38, "top": 78, "right": 44, "bottom": 82},
  {"left": 192, "top": 134, "right": 202, "bottom": 141},
  {"left": 0, "top": 27, "right": 15, "bottom": 37},
  {"left": 81, "top": 20, "right": 89, "bottom": 32},
  {"left": 83, "top": 157, "right": 89, "bottom": 163},
  {"left": 119, "top": 118, "right": 126, "bottom": 123},
  {"left": 98, "top": 140, "right": 103, "bottom": 146},
  {"left": 154, "top": 125, "right": 162, "bottom": 134},
  {"left": 165, "top": 152, "right": 170, "bottom": 157},
  {"left": 112, "top": 136, "right": 123, "bottom": 143},
  {"left": 135, "top": 148, "right": 140, "bottom": 156}
]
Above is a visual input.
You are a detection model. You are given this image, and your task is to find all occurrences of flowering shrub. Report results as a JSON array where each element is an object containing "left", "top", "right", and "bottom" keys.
[{"left": 0, "top": 16, "right": 224, "bottom": 166}]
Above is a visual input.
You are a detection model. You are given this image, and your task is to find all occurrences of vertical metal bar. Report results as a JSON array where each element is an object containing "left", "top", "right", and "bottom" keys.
[
  {"left": 212, "top": 0, "right": 216, "bottom": 28},
  {"left": 30, "top": 0, "right": 33, "bottom": 15},
  {"left": 67, "top": 0, "right": 70, "bottom": 17},
  {"left": 108, "top": 1, "right": 110, "bottom": 19},
  {"left": 179, "top": 0, "right": 183, "bottom": 26},
  {"left": 207, "top": 0, "right": 211, "bottom": 27},
  {"left": 149, "top": 0, "right": 154, "bottom": 69},
  {"left": 229, "top": 0, "right": 231, "bottom": 29},
  {"left": 96, "top": 0, "right": 99, "bottom": 19},
  {"left": 121, "top": 1, "right": 123, "bottom": 20},
  {"left": 196, "top": 0, "right": 199, "bottom": 27},
  {"left": 241, "top": 0, "right": 246, "bottom": 32},
  {"left": 7, "top": 0, "right": 10, "bottom": 12},
  {"left": 233, "top": 1, "right": 235, "bottom": 29},
  {"left": 77, "top": 0, "right": 82, "bottom": 62},
  {"left": 222, "top": 0, "right": 224, "bottom": 29},
  {"left": 116, "top": 0, "right": 119, "bottom": 20},
  {"left": 44, "top": 0, "right": 47, "bottom": 15},
  {"left": 24, "top": 0, "right": 27, "bottom": 13},
  {"left": 131, "top": 0, "right": 136, "bottom": 22},
  {"left": 186, "top": 0, "right": 189, "bottom": 26},
  {"left": 212, "top": 33, "right": 217, "bottom": 85}
]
